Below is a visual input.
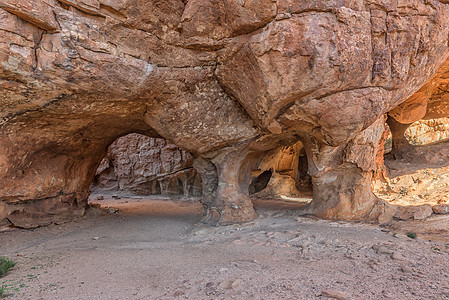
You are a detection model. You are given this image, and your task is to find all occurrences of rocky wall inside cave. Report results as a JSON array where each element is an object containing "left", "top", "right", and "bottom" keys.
[
  {"left": 1, "top": 0, "right": 449, "bottom": 227},
  {"left": 90, "top": 133, "right": 202, "bottom": 197}
]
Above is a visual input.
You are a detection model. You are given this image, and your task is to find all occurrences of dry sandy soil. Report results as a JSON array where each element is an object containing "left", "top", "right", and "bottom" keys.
[{"left": 1, "top": 195, "right": 449, "bottom": 300}]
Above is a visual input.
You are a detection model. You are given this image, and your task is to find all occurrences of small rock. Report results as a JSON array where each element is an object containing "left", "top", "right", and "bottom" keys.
[
  {"left": 400, "top": 265, "right": 413, "bottom": 273},
  {"left": 391, "top": 252, "right": 404, "bottom": 260},
  {"left": 107, "top": 207, "right": 119, "bottom": 214},
  {"left": 112, "top": 195, "right": 121, "bottom": 199},
  {"left": 321, "top": 289, "right": 351, "bottom": 300},
  {"left": 231, "top": 239, "right": 246, "bottom": 245},
  {"left": 432, "top": 204, "right": 449, "bottom": 214},
  {"left": 372, "top": 244, "right": 394, "bottom": 255},
  {"left": 218, "top": 279, "right": 242, "bottom": 290},
  {"left": 96, "top": 195, "right": 104, "bottom": 200},
  {"left": 92, "top": 237, "right": 100, "bottom": 240},
  {"left": 230, "top": 279, "right": 241, "bottom": 289},
  {"left": 173, "top": 290, "right": 184, "bottom": 297},
  {"left": 16, "top": 253, "right": 24, "bottom": 256},
  {"left": 204, "top": 282, "right": 216, "bottom": 296}
]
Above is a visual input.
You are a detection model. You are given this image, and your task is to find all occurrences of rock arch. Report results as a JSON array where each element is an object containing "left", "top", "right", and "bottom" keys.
[{"left": 2, "top": 0, "right": 449, "bottom": 227}]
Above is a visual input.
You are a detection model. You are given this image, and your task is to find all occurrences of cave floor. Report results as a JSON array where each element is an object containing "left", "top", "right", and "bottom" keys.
[{"left": 0, "top": 197, "right": 448, "bottom": 299}]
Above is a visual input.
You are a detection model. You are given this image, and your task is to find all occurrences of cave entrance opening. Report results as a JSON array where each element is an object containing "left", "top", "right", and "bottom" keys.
[
  {"left": 248, "top": 141, "right": 313, "bottom": 211},
  {"left": 374, "top": 118, "right": 449, "bottom": 219},
  {"left": 88, "top": 133, "right": 203, "bottom": 216}
]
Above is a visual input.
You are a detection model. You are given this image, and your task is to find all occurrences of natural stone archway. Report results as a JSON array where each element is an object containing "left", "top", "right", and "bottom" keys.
[
  {"left": 386, "top": 50, "right": 449, "bottom": 157},
  {"left": 250, "top": 141, "right": 306, "bottom": 199},
  {"left": 2, "top": 0, "right": 449, "bottom": 227},
  {"left": 375, "top": 55, "right": 449, "bottom": 220},
  {"left": 0, "top": 110, "right": 160, "bottom": 228}
]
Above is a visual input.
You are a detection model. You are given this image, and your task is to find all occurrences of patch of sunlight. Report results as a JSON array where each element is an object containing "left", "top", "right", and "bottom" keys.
[{"left": 280, "top": 195, "right": 312, "bottom": 202}]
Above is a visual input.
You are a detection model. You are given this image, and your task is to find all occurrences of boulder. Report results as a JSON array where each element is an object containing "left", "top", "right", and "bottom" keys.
[
  {"left": 91, "top": 133, "right": 199, "bottom": 196},
  {"left": 433, "top": 204, "right": 449, "bottom": 215},
  {"left": 394, "top": 204, "right": 433, "bottom": 221}
]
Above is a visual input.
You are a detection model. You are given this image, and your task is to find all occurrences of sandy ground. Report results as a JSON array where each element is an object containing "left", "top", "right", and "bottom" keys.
[{"left": 1, "top": 196, "right": 448, "bottom": 300}]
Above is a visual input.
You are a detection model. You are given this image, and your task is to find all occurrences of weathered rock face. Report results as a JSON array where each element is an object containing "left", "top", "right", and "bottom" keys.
[
  {"left": 91, "top": 133, "right": 201, "bottom": 197},
  {"left": 1, "top": 0, "right": 449, "bottom": 227},
  {"left": 405, "top": 118, "right": 449, "bottom": 145}
]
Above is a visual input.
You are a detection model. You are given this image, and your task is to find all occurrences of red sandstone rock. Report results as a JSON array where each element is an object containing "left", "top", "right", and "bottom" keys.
[
  {"left": 253, "top": 172, "right": 301, "bottom": 200},
  {"left": 394, "top": 204, "right": 434, "bottom": 221},
  {"left": 433, "top": 204, "right": 449, "bottom": 215},
  {"left": 91, "top": 133, "right": 199, "bottom": 196},
  {"left": 1, "top": 0, "right": 449, "bottom": 227},
  {"left": 0, "top": 0, "right": 59, "bottom": 31}
]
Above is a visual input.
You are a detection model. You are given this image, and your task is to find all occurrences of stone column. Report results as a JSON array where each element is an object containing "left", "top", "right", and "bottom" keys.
[
  {"left": 194, "top": 144, "right": 261, "bottom": 225},
  {"left": 211, "top": 147, "right": 259, "bottom": 224},
  {"left": 386, "top": 116, "right": 413, "bottom": 159},
  {"left": 193, "top": 157, "right": 219, "bottom": 222},
  {"left": 302, "top": 118, "right": 389, "bottom": 221}
]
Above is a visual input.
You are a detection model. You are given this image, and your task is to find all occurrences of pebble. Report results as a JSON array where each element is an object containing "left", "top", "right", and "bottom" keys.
[
  {"left": 217, "top": 279, "right": 242, "bottom": 290},
  {"left": 107, "top": 207, "right": 119, "bottom": 214},
  {"left": 400, "top": 265, "right": 413, "bottom": 273},
  {"left": 321, "top": 289, "right": 351, "bottom": 300},
  {"left": 372, "top": 244, "right": 394, "bottom": 255},
  {"left": 391, "top": 252, "right": 404, "bottom": 260}
]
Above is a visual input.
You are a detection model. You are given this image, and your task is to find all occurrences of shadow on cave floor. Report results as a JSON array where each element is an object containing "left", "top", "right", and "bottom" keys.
[
  {"left": 88, "top": 193, "right": 204, "bottom": 218},
  {"left": 251, "top": 196, "right": 311, "bottom": 213},
  {"left": 385, "top": 139, "right": 449, "bottom": 178},
  {"left": 88, "top": 193, "right": 313, "bottom": 220}
]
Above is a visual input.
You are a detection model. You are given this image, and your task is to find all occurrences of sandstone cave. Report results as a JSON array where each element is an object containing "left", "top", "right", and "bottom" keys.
[
  {"left": 2, "top": 1, "right": 449, "bottom": 298},
  {"left": 2, "top": 0, "right": 449, "bottom": 226}
]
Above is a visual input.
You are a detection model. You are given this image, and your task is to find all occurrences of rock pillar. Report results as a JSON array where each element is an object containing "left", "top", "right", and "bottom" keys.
[{"left": 302, "top": 118, "right": 388, "bottom": 220}]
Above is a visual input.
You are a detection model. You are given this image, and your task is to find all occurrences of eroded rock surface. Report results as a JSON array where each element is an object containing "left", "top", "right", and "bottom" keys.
[
  {"left": 91, "top": 133, "right": 201, "bottom": 197},
  {"left": 405, "top": 117, "right": 449, "bottom": 145},
  {"left": 1, "top": 0, "right": 449, "bottom": 227}
]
